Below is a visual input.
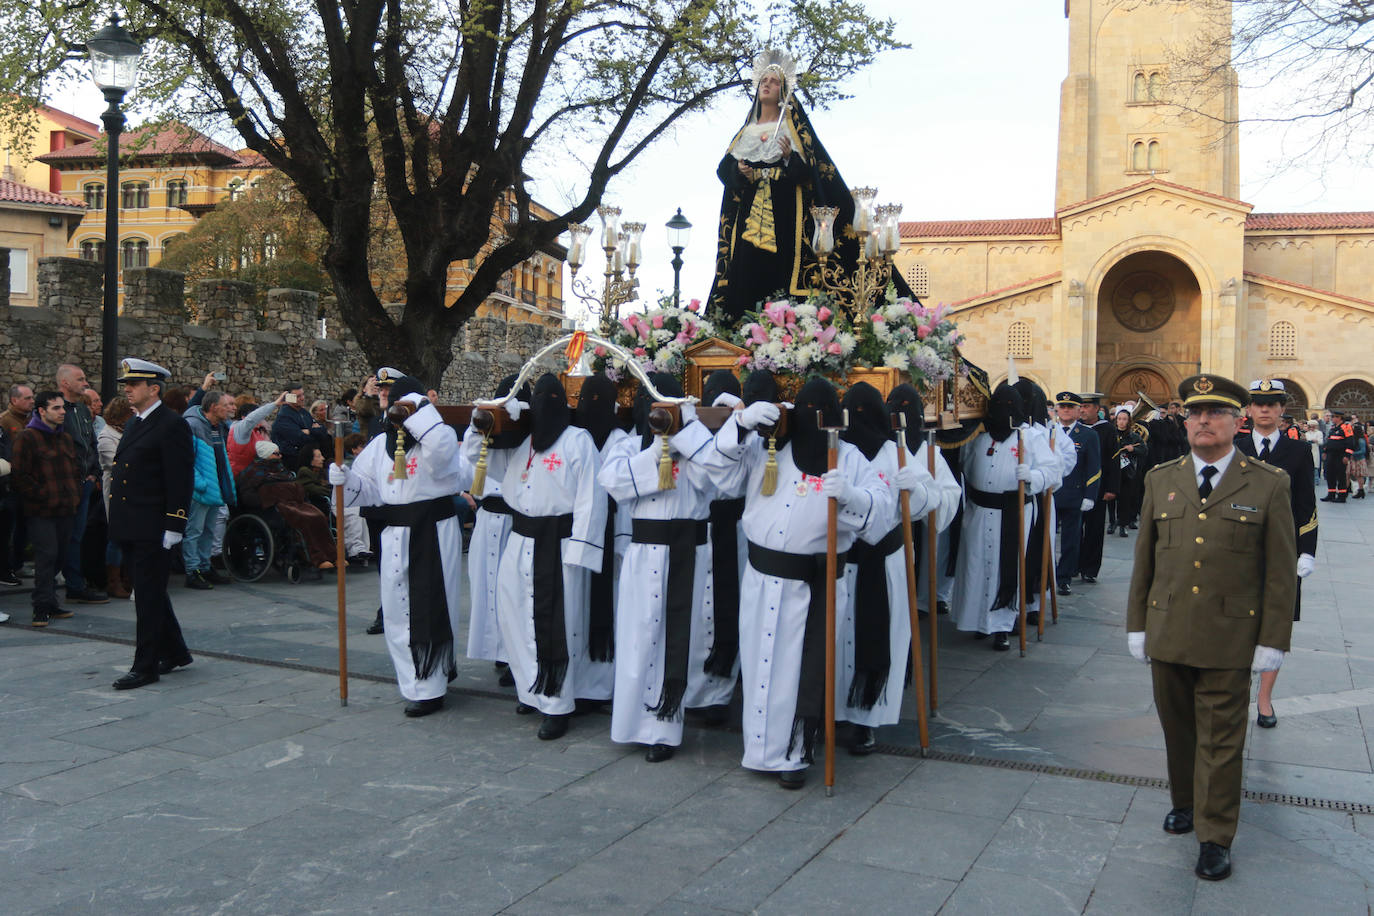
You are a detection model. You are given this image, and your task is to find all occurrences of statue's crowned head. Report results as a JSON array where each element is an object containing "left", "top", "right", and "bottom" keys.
[{"left": 751, "top": 49, "right": 797, "bottom": 101}]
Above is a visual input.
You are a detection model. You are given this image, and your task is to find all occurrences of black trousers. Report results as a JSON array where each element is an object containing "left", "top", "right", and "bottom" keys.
[
  {"left": 1079, "top": 500, "right": 1108, "bottom": 577},
  {"left": 1323, "top": 455, "right": 1348, "bottom": 497},
  {"left": 1054, "top": 503, "right": 1083, "bottom": 582},
  {"left": 122, "top": 539, "right": 189, "bottom": 674}
]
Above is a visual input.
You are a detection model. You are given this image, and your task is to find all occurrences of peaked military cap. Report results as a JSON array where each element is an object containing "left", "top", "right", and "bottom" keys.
[
  {"left": 375, "top": 367, "right": 403, "bottom": 386},
  {"left": 1055, "top": 391, "right": 1083, "bottom": 406},
  {"left": 116, "top": 358, "right": 171, "bottom": 383},
  {"left": 1079, "top": 391, "right": 1104, "bottom": 404},
  {"left": 1247, "top": 378, "right": 1289, "bottom": 404},
  {"left": 1178, "top": 373, "right": 1246, "bottom": 410}
]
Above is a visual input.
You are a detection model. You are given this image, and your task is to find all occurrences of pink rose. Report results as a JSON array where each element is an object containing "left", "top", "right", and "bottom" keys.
[
  {"left": 916, "top": 324, "right": 931, "bottom": 339},
  {"left": 620, "top": 316, "right": 636, "bottom": 334},
  {"left": 818, "top": 326, "right": 837, "bottom": 345},
  {"left": 827, "top": 342, "right": 842, "bottom": 355},
  {"left": 676, "top": 331, "right": 692, "bottom": 345},
  {"left": 593, "top": 345, "right": 607, "bottom": 357},
  {"left": 817, "top": 306, "right": 832, "bottom": 323},
  {"left": 688, "top": 298, "right": 701, "bottom": 312},
  {"left": 736, "top": 354, "right": 750, "bottom": 367},
  {"left": 782, "top": 334, "right": 793, "bottom": 345},
  {"left": 871, "top": 313, "right": 885, "bottom": 323},
  {"left": 652, "top": 314, "right": 664, "bottom": 329},
  {"left": 634, "top": 347, "right": 647, "bottom": 357},
  {"left": 750, "top": 325, "right": 769, "bottom": 345}
]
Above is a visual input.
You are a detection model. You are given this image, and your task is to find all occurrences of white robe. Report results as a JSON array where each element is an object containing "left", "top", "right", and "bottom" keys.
[
  {"left": 461, "top": 426, "right": 517, "bottom": 662},
  {"left": 576, "top": 427, "right": 631, "bottom": 702},
  {"left": 599, "top": 428, "right": 729, "bottom": 747},
  {"left": 908, "top": 440, "right": 963, "bottom": 611},
  {"left": 951, "top": 428, "right": 1057, "bottom": 635},
  {"left": 495, "top": 426, "right": 606, "bottom": 715},
  {"left": 684, "top": 417, "right": 892, "bottom": 772},
  {"left": 340, "top": 404, "right": 471, "bottom": 701}
]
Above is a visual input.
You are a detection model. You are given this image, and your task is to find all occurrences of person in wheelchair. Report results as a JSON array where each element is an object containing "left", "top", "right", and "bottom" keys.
[
  {"left": 235, "top": 441, "right": 336, "bottom": 570},
  {"left": 294, "top": 444, "right": 333, "bottom": 516}
]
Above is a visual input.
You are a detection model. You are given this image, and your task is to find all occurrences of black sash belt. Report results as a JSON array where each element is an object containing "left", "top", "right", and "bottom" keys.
[
  {"left": 967, "top": 486, "right": 1033, "bottom": 511},
  {"left": 965, "top": 486, "right": 1032, "bottom": 612},
  {"left": 705, "top": 497, "right": 745, "bottom": 678},
  {"left": 479, "top": 495, "right": 511, "bottom": 515},
  {"left": 360, "top": 496, "right": 459, "bottom": 682},
  {"left": 843, "top": 523, "right": 904, "bottom": 710},
  {"left": 587, "top": 500, "right": 617, "bottom": 663},
  {"left": 632, "top": 517, "right": 710, "bottom": 720},
  {"left": 510, "top": 509, "right": 575, "bottom": 696},
  {"left": 746, "top": 540, "right": 847, "bottom": 763}
]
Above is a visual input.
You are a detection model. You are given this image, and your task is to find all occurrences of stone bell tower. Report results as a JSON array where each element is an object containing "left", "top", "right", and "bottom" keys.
[{"left": 1054, "top": 0, "right": 1240, "bottom": 210}]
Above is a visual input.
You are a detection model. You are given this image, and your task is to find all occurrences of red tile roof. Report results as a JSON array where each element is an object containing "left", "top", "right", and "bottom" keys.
[
  {"left": 0, "top": 177, "right": 85, "bottom": 210},
  {"left": 1244, "top": 271, "right": 1374, "bottom": 310},
  {"left": 37, "top": 104, "right": 100, "bottom": 139},
  {"left": 900, "top": 218, "right": 1058, "bottom": 239},
  {"left": 1245, "top": 212, "right": 1374, "bottom": 231},
  {"left": 36, "top": 122, "right": 243, "bottom": 166},
  {"left": 1056, "top": 179, "right": 1251, "bottom": 214},
  {"left": 950, "top": 272, "right": 1062, "bottom": 308}
]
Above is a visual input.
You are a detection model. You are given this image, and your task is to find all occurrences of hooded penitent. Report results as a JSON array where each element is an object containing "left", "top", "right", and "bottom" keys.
[
  {"left": 492, "top": 373, "right": 533, "bottom": 449},
  {"left": 986, "top": 382, "right": 1025, "bottom": 444},
  {"left": 575, "top": 374, "right": 620, "bottom": 451},
  {"left": 985, "top": 381, "right": 1030, "bottom": 613},
  {"left": 704, "top": 367, "right": 748, "bottom": 679},
  {"left": 703, "top": 369, "right": 742, "bottom": 406},
  {"left": 1013, "top": 378, "right": 1049, "bottom": 427},
  {"left": 885, "top": 383, "right": 925, "bottom": 442},
  {"left": 742, "top": 368, "right": 779, "bottom": 406},
  {"left": 840, "top": 381, "right": 888, "bottom": 462},
  {"left": 1012, "top": 379, "right": 1049, "bottom": 599},
  {"left": 790, "top": 376, "right": 841, "bottom": 477},
  {"left": 583, "top": 371, "right": 626, "bottom": 663},
  {"left": 383, "top": 374, "right": 428, "bottom": 458},
  {"left": 633, "top": 372, "right": 684, "bottom": 450},
  {"left": 530, "top": 374, "right": 570, "bottom": 453}
]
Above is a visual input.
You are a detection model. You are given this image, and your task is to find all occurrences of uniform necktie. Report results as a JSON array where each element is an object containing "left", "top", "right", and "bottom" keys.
[
  {"left": 1259, "top": 437, "right": 1271, "bottom": 461},
  {"left": 1199, "top": 464, "right": 1218, "bottom": 499}
]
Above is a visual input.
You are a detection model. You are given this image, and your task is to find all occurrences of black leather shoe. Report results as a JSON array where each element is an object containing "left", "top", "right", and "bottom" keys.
[
  {"left": 848, "top": 725, "right": 876, "bottom": 756},
  {"left": 49, "top": 607, "right": 74, "bottom": 619},
  {"left": 498, "top": 668, "right": 515, "bottom": 687},
  {"left": 1256, "top": 705, "right": 1278, "bottom": 728},
  {"left": 1081, "top": 574, "right": 1097, "bottom": 583},
  {"left": 936, "top": 600, "right": 950, "bottom": 616},
  {"left": 515, "top": 702, "right": 536, "bottom": 715},
  {"left": 365, "top": 608, "right": 384, "bottom": 635},
  {"left": 185, "top": 573, "right": 212, "bottom": 591},
  {"left": 777, "top": 769, "right": 807, "bottom": 790},
  {"left": 1195, "top": 842, "right": 1231, "bottom": 880},
  {"left": 537, "top": 714, "right": 570, "bottom": 740},
  {"left": 645, "top": 743, "right": 675, "bottom": 763},
  {"left": 992, "top": 632, "right": 1011, "bottom": 651},
  {"left": 157, "top": 655, "right": 193, "bottom": 675},
  {"left": 1057, "top": 583, "right": 1072, "bottom": 596},
  {"left": 404, "top": 696, "right": 444, "bottom": 718},
  {"left": 1119, "top": 526, "right": 1129, "bottom": 537},
  {"left": 1163, "top": 807, "right": 1194, "bottom": 835},
  {"left": 113, "top": 670, "right": 159, "bottom": 690},
  {"left": 67, "top": 587, "right": 108, "bottom": 604}
]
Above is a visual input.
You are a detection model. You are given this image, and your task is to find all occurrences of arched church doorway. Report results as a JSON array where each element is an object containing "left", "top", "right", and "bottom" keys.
[
  {"left": 1272, "top": 378, "right": 1308, "bottom": 416},
  {"left": 1095, "top": 250, "right": 1202, "bottom": 398},
  {"left": 1326, "top": 379, "right": 1374, "bottom": 419}
]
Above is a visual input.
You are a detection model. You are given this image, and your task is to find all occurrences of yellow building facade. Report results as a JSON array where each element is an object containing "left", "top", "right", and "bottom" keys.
[{"left": 897, "top": 0, "right": 1374, "bottom": 416}]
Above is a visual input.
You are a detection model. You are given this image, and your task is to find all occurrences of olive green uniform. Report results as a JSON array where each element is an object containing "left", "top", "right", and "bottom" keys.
[{"left": 1126, "top": 452, "right": 1296, "bottom": 847}]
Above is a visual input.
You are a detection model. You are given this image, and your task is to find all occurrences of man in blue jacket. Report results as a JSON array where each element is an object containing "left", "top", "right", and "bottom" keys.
[
  {"left": 271, "top": 383, "right": 323, "bottom": 468},
  {"left": 1053, "top": 391, "right": 1101, "bottom": 595},
  {"left": 183, "top": 391, "right": 236, "bottom": 589}
]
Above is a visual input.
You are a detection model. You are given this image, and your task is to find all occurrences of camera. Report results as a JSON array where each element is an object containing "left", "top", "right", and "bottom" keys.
[
  {"left": 212, "top": 372, "right": 226, "bottom": 381},
  {"left": 284, "top": 393, "right": 298, "bottom": 404}
]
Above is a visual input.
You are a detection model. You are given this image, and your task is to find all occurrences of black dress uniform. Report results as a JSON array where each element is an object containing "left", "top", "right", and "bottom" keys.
[
  {"left": 1078, "top": 394, "right": 1119, "bottom": 581},
  {"left": 1052, "top": 393, "right": 1101, "bottom": 586},
  {"left": 108, "top": 360, "right": 194, "bottom": 688}
]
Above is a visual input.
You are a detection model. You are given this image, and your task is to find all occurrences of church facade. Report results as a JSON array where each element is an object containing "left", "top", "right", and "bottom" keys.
[{"left": 896, "top": 0, "right": 1374, "bottom": 416}]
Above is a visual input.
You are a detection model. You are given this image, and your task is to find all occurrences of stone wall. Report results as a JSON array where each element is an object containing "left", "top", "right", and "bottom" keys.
[{"left": 0, "top": 257, "right": 561, "bottom": 405}]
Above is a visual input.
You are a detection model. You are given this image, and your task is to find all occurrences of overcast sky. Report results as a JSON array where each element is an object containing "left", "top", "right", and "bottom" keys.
[{"left": 49, "top": 0, "right": 1374, "bottom": 321}]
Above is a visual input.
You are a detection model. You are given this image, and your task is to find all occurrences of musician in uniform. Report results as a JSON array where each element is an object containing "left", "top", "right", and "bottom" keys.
[
  {"left": 1052, "top": 392, "right": 1101, "bottom": 594},
  {"left": 1076, "top": 392, "right": 1118, "bottom": 583},
  {"left": 108, "top": 359, "right": 194, "bottom": 690},
  {"left": 1126, "top": 373, "right": 1297, "bottom": 881}
]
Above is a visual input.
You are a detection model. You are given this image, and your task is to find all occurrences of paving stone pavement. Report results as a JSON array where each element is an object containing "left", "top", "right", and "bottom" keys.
[{"left": 2, "top": 480, "right": 1371, "bottom": 913}]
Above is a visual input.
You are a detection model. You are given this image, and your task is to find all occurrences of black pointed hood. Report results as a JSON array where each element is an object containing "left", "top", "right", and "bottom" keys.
[
  {"left": 703, "top": 369, "right": 742, "bottom": 406},
  {"left": 1013, "top": 378, "right": 1049, "bottom": 427},
  {"left": 840, "top": 381, "right": 888, "bottom": 462},
  {"left": 987, "top": 382, "right": 1024, "bottom": 443},
  {"left": 530, "top": 373, "right": 570, "bottom": 452},
  {"left": 491, "top": 373, "right": 531, "bottom": 449},
  {"left": 792, "top": 376, "right": 840, "bottom": 477},
  {"left": 886, "top": 383, "right": 925, "bottom": 442},
  {"left": 575, "top": 373, "right": 620, "bottom": 451}
]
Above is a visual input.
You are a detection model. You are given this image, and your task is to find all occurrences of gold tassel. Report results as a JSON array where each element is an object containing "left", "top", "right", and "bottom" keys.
[
  {"left": 658, "top": 435, "right": 676, "bottom": 490},
  {"left": 761, "top": 435, "right": 778, "bottom": 496},
  {"left": 471, "top": 435, "right": 490, "bottom": 496},
  {"left": 392, "top": 428, "right": 408, "bottom": 479}
]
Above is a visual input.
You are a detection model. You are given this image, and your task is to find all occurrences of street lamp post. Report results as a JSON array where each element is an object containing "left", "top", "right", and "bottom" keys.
[
  {"left": 87, "top": 14, "right": 142, "bottom": 399},
  {"left": 665, "top": 208, "right": 691, "bottom": 308}
]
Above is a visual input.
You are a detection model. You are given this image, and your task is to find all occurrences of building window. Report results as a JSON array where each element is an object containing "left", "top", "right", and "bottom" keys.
[
  {"left": 1131, "top": 141, "right": 1146, "bottom": 171},
  {"left": 167, "top": 180, "right": 188, "bottom": 207},
  {"left": 79, "top": 240, "right": 106, "bottom": 262},
  {"left": 227, "top": 179, "right": 244, "bottom": 202},
  {"left": 1147, "top": 140, "right": 1163, "bottom": 171},
  {"left": 121, "top": 239, "right": 149, "bottom": 268},
  {"left": 121, "top": 181, "right": 149, "bottom": 209},
  {"left": 1008, "top": 321, "right": 1032, "bottom": 359},
  {"left": 162, "top": 233, "right": 187, "bottom": 255},
  {"left": 8, "top": 249, "right": 29, "bottom": 295},
  {"left": 262, "top": 232, "right": 279, "bottom": 261},
  {"left": 905, "top": 262, "right": 930, "bottom": 298},
  {"left": 83, "top": 182, "right": 105, "bottom": 210},
  {"left": 1148, "top": 72, "right": 1163, "bottom": 101},
  {"left": 1133, "top": 72, "right": 1148, "bottom": 102},
  {"left": 1269, "top": 320, "right": 1297, "bottom": 360}
]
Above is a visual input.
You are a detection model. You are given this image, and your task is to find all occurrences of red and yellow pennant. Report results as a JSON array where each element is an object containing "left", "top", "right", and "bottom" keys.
[{"left": 565, "top": 331, "right": 588, "bottom": 372}]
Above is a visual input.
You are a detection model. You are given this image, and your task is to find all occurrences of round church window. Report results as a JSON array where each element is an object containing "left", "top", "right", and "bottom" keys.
[{"left": 1111, "top": 272, "right": 1176, "bottom": 332}]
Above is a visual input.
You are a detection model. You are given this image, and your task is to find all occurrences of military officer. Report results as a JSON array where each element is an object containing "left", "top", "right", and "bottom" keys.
[
  {"left": 108, "top": 359, "right": 195, "bottom": 689},
  {"left": 1236, "top": 378, "right": 1318, "bottom": 729},
  {"left": 1052, "top": 392, "right": 1101, "bottom": 594},
  {"left": 1126, "top": 373, "right": 1297, "bottom": 881},
  {"left": 1077, "top": 392, "right": 1118, "bottom": 583}
]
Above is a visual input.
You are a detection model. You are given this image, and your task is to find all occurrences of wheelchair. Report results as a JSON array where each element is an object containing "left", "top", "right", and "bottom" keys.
[{"left": 222, "top": 506, "right": 314, "bottom": 584}]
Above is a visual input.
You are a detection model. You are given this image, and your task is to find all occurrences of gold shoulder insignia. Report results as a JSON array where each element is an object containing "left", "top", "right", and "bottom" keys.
[{"left": 166, "top": 510, "right": 188, "bottom": 520}]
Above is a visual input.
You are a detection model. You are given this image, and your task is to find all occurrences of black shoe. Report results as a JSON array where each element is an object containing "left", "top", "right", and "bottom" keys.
[
  {"left": 515, "top": 702, "right": 536, "bottom": 715},
  {"left": 1320, "top": 495, "right": 1335, "bottom": 502},
  {"left": 346, "top": 554, "right": 372, "bottom": 567},
  {"left": 49, "top": 606, "right": 74, "bottom": 619},
  {"left": 992, "top": 632, "right": 1011, "bottom": 651},
  {"left": 157, "top": 655, "right": 193, "bottom": 675},
  {"left": 688, "top": 704, "right": 730, "bottom": 726},
  {"left": 1119, "top": 527, "right": 1129, "bottom": 537},
  {"left": 184, "top": 572, "right": 212, "bottom": 590},
  {"left": 537, "top": 714, "right": 570, "bottom": 740},
  {"left": 1195, "top": 842, "right": 1231, "bottom": 880},
  {"left": 365, "top": 608, "right": 384, "bottom": 635},
  {"left": 777, "top": 769, "right": 807, "bottom": 790},
  {"left": 1081, "top": 574, "right": 1097, "bottom": 583},
  {"left": 497, "top": 667, "right": 515, "bottom": 688},
  {"left": 848, "top": 725, "right": 876, "bottom": 756},
  {"left": 113, "top": 670, "right": 159, "bottom": 690},
  {"left": 203, "top": 568, "right": 232, "bottom": 585},
  {"left": 404, "top": 696, "right": 445, "bottom": 718},
  {"left": 67, "top": 587, "right": 108, "bottom": 603},
  {"left": 936, "top": 600, "right": 950, "bottom": 616},
  {"left": 1128, "top": 521, "right": 1138, "bottom": 530},
  {"left": 1057, "top": 583, "right": 1072, "bottom": 596},
  {"left": 0, "top": 572, "right": 20, "bottom": 587},
  {"left": 1163, "top": 807, "right": 1194, "bottom": 835},
  {"left": 1256, "top": 703, "right": 1278, "bottom": 728},
  {"left": 573, "top": 698, "right": 606, "bottom": 716},
  {"left": 645, "top": 743, "right": 675, "bottom": 763},
  {"left": 31, "top": 608, "right": 50, "bottom": 627}
]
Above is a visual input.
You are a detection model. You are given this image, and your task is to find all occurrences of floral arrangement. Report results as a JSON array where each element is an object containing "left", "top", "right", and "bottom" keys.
[
  {"left": 855, "top": 296, "right": 964, "bottom": 389},
  {"left": 594, "top": 298, "right": 716, "bottom": 381},
  {"left": 736, "top": 298, "right": 858, "bottom": 376}
]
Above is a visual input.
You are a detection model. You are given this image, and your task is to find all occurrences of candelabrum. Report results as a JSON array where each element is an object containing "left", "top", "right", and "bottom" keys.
[
  {"left": 567, "top": 206, "right": 643, "bottom": 337},
  {"left": 805, "top": 189, "right": 903, "bottom": 327}
]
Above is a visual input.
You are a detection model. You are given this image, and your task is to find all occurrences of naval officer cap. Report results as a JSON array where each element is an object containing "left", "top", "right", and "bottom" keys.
[
  {"left": 1055, "top": 391, "right": 1084, "bottom": 406},
  {"left": 1079, "top": 391, "right": 1104, "bottom": 404},
  {"left": 116, "top": 358, "right": 171, "bottom": 384},
  {"left": 1247, "top": 378, "right": 1289, "bottom": 405},
  {"left": 1178, "top": 373, "right": 1246, "bottom": 411},
  {"left": 375, "top": 367, "right": 403, "bottom": 386}
]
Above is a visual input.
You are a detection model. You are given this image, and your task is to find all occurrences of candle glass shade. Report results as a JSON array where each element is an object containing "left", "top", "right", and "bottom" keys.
[
  {"left": 614, "top": 230, "right": 628, "bottom": 274},
  {"left": 851, "top": 186, "right": 878, "bottom": 234},
  {"left": 810, "top": 205, "right": 839, "bottom": 258},
  {"left": 598, "top": 205, "right": 621, "bottom": 249},
  {"left": 622, "top": 221, "right": 646, "bottom": 271},
  {"left": 568, "top": 222, "right": 592, "bottom": 272},
  {"left": 876, "top": 204, "right": 903, "bottom": 257}
]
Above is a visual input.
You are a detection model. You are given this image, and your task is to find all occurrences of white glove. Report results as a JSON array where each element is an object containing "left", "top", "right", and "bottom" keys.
[
  {"left": 1015, "top": 463, "right": 1036, "bottom": 483},
  {"left": 398, "top": 392, "right": 426, "bottom": 407},
  {"left": 738, "top": 401, "right": 780, "bottom": 430},
  {"left": 504, "top": 399, "right": 528, "bottom": 421},
  {"left": 328, "top": 462, "right": 349, "bottom": 486},
  {"left": 820, "top": 468, "right": 854, "bottom": 505},
  {"left": 162, "top": 531, "right": 183, "bottom": 550},
  {"left": 1081, "top": 498, "right": 1094, "bottom": 512},
  {"left": 892, "top": 465, "right": 923, "bottom": 492},
  {"left": 679, "top": 402, "right": 698, "bottom": 427},
  {"left": 1252, "top": 645, "right": 1285, "bottom": 672},
  {"left": 1127, "top": 632, "right": 1148, "bottom": 664},
  {"left": 712, "top": 392, "right": 742, "bottom": 409},
  {"left": 1296, "top": 553, "right": 1315, "bottom": 578}
]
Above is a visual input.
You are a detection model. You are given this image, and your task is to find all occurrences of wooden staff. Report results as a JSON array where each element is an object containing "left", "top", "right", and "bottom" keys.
[
  {"left": 822, "top": 408, "right": 847, "bottom": 797},
  {"left": 1046, "top": 430, "right": 1061, "bottom": 627},
  {"left": 1037, "top": 431, "right": 1056, "bottom": 641},
  {"left": 332, "top": 419, "right": 350, "bottom": 707},
  {"left": 893, "top": 415, "right": 930, "bottom": 755},
  {"left": 926, "top": 427, "right": 940, "bottom": 715},
  {"left": 1016, "top": 428, "right": 1028, "bottom": 658}
]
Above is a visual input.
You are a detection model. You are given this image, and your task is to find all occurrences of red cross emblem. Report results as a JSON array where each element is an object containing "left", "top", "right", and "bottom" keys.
[
  {"left": 877, "top": 471, "right": 888, "bottom": 486},
  {"left": 802, "top": 474, "right": 824, "bottom": 492},
  {"left": 406, "top": 456, "right": 418, "bottom": 476},
  {"left": 542, "top": 452, "right": 562, "bottom": 472},
  {"left": 672, "top": 461, "right": 681, "bottom": 481}
]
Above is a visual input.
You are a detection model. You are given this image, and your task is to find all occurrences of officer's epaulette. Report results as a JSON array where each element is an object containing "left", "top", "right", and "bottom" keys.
[
  {"left": 1144, "top": 454, "right": 1189, "bottom": 478},
  {"left": 1244, "top": 458, "right": 1284, "bottom": 475}
]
